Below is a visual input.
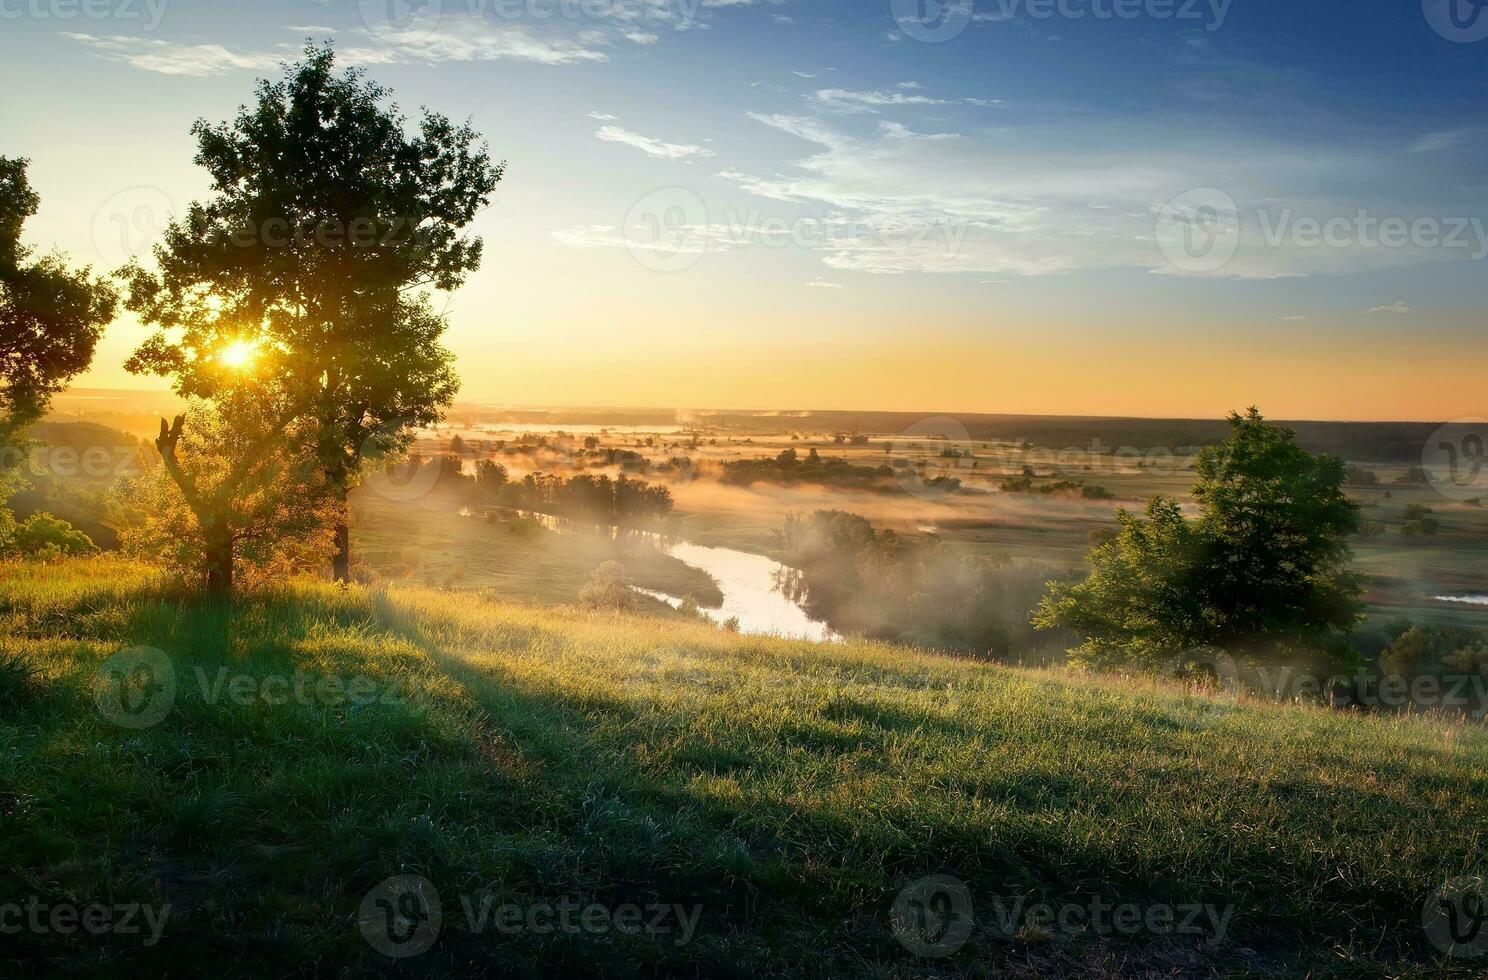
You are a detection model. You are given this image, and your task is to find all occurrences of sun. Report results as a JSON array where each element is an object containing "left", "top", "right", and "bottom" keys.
[{"left": 218, "top": 340, "right": 257, "bottom": 370}]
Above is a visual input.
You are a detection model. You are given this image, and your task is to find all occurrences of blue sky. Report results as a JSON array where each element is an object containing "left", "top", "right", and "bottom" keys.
[{"left": 2, "top": 0, "right": 1485, "bottom": 418}]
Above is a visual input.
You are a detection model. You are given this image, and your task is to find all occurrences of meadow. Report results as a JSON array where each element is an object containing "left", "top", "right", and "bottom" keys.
[
  {"left": 3, "top": 558, "right": 1485, "bottom": 977},
  {"left": 382, "top": 418, "right": 1488, "bottom": 632}
]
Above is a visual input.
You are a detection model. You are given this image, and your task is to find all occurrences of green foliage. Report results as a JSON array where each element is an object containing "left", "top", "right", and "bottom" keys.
[
  {"left": 504, "top": 472, "right": 673, "bottom": 523},
  {"left": 722, "top": 452, "right": 894, "bottom": 489},
  {"left": 0, "top": 157, "right": 117, "bottom": 550},
  {"left": 1036, "top": 409, "right": 1364, "bottom": 668},
  {"left": 121, "top": 397, "right": 336, "bottom": 591},
  {"left": 1, "top": 511, "right": 95, "bottom": 560},
  {"left": 1381, "top": 624, "right": 1488, "bottom": 683},
  {"left": 0, "top": 157, "right": 117, "bottom": 452},
  {"left": 1001, "top": 475, "right": 1114, "bottom": 499},
  {"left": 120, "top": 44, "right": 502, "bottom": 580}
]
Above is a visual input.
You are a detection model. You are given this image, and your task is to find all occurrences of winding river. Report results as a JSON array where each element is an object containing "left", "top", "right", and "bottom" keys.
[{"left": 504, "top": 510, "right": 836, "bottom": 641}]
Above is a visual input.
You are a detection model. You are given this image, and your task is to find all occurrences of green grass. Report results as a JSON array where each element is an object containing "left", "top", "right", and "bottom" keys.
[
  {"left": 352, "top": 493, "right": 723, "bottom": 606},
  {"left": 2, "top": 558, "right": 1486, "bottom": 977}
]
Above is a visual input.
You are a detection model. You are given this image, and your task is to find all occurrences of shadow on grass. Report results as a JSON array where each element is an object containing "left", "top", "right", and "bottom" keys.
[{"left": 0, "top": 573, "right": 1467, "bottom": 977}]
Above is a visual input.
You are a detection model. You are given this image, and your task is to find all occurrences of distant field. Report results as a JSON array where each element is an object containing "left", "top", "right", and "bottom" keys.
[
  {"left": 1, "top": 559, "right": 1483, "bottom": 976},
  {"left": 28, "top": 401, "right": 1488, "bottom": 630}
]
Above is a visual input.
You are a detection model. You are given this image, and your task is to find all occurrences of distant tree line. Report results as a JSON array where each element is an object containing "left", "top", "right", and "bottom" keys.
[
  {"left": 507, "top": 473, "right": 673, "bottom": 523},
  {"left": 723, "top": 448, "right": 895, "bottom": 489}
]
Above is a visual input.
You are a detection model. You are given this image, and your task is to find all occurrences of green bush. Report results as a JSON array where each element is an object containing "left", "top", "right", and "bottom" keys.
[{"left": 0, "top": 511, "right": 95, "bottom": 560}]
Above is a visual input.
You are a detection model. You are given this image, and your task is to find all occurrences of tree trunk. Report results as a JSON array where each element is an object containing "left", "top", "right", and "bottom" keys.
[
  {"left": 204, "top": 525, "right": 234, "bottom": 595},
  {"left": 332, "top": 485, "right": 351, "bottom": 584}
]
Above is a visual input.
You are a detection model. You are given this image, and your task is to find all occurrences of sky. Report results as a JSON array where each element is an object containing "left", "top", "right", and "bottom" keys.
[{"left": 2, "top": 0, "right": 1485, "bottom": 421}]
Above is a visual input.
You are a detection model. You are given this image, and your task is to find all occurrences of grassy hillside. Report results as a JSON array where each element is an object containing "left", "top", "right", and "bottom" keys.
[{"left": 2, "top": 559, "right": 1485, "bottom": 977}]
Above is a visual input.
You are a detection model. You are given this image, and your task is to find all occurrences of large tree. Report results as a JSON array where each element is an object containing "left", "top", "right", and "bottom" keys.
[
  {"left": 0, "top": 156, "right": 117, "bottom": 453},
  {"left": 1035, "top": 409, "right": 1364, "bottom": 668},
  {"left": 0, "top": 157, "right": 117, "bottom": 554},
  {"left": 123, "top": 44, "right": 502, "bottom": 582}
]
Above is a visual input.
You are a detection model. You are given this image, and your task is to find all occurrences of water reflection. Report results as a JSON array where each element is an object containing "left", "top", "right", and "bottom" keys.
[{"left": 498, "top": 508, "right": 836, "bottom": 641}]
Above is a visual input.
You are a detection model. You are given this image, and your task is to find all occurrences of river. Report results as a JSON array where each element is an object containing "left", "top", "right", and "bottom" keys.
[{"left": 501, "top": 509, "right": 836, "bottom": 641}]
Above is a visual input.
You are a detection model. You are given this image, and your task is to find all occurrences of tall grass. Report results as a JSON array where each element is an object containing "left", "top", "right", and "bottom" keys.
[{"left": 1, "top": 558, "right": 1483, "bottom": 977}]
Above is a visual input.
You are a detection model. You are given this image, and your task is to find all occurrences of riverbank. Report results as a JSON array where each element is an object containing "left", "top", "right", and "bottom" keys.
[{"left": 351, "top": 492, "right": 724, "bottom": 608}]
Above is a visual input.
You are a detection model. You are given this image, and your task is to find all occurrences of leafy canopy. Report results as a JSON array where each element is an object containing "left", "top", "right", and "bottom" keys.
[
  {"left": 0, "top": 157, "right": 117, "bottom": 449},
  {"left": 1034, "top": 409, "right": 1364, "bottom": 668},
  {"left": 122, "top": 42, "right": 502, "bottom": 478}
]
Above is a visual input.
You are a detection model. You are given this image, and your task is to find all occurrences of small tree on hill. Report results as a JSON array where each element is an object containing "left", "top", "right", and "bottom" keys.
[
  {"left": 1035, "top": 409, "right": 1363, "bottom": 668},
  {"left": 125, "top": 392, "right": 335, "bottom": 593},
  {"left": 580, "top": 561, "right": 635, "bottom": 611}
]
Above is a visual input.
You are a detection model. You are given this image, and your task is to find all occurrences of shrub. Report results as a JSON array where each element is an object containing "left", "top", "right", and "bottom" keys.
[
  {"left": 1, "top": 512, "right": 95, "bottom": 560},
  {"left": 580, "top": 561, "right": 635, "bottom": 611}
]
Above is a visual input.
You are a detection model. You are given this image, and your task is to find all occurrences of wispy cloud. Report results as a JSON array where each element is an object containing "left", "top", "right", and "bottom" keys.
[
  {"left": 716, "top": 109, "right": 1484, "bottom": 279},
  {"left": 342, "top": 18, "right": 611, "bottom": 66},
  {"left": 1408, "top": 127, "right": 1479, "bottom": 154},
  {"left": 595, "top": 125, "right": 714, "bottom": 160},
  {"left": 65, "top": 15, "right": 618, "bottom": 74},
  {"left": 552, "top": 222, "right": 744, "bottom": 255},
  {"left": 807, "top": 87, "right": 1002, "bottom": 114},
  {"left": 63, "top": 33, "right": 284, "bottom": 76},
  {"left": 1364, "top": 301, "right": 1412, "bottom": 315}
]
